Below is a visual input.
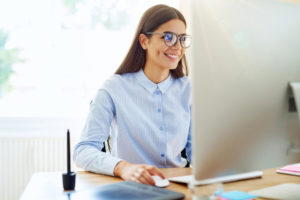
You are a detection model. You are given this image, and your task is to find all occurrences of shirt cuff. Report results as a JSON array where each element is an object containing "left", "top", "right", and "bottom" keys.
[{"left": 92, "top": 155, "right": 123, "bottom": 176}]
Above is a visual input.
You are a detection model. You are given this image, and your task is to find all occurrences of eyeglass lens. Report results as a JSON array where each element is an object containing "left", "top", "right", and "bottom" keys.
[{"left": 164, "top": 32, "right": 191, "bottom": 48}]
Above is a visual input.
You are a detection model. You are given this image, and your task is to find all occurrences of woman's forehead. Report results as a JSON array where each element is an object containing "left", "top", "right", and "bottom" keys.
[{"left": 156, "top": 19, "right": 186, "bottom": 35}]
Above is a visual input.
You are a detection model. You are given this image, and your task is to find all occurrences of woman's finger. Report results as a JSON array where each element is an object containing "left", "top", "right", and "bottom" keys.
[
  {"left": 133, "top": 167, "right": 154, "bottom": 185},
  {"left": 137, "top": 175, "right": 152, "bottom": 185},
  {"left": 146, "top": 166, "right": 166, "bottom": 179},
  {"left": 130, "top": 176, "right": 142, "bottom": 184},
  {"left": 140, "top": 170, "right": 155, "bottom": 185},
  {"left": 134, "top": 168, "right": 153, "bottom": 185}
]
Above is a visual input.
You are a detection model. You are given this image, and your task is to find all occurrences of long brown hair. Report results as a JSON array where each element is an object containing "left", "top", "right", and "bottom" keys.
[{"left": 115, "top": 4, "right": 188, "bottom": 78}]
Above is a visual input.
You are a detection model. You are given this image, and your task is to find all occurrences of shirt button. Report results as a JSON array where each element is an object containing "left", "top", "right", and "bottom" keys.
[
  {"left": 159, "top": 127, "right": 163, "bottom": 131},
  {"left": 157, "top": 108, "right": 161, "bottom": 112},
  {"left": 161, "top": 154, "right": 165, "bottom": 157}
]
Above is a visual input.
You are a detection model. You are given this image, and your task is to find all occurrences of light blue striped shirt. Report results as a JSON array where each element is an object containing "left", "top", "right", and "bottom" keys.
[{"left": 73, "top": 69, "right": 192, "bottom": 176}]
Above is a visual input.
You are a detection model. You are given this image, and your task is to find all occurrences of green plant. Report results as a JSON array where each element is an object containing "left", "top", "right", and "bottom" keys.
[
  {"left": 63, "top": 0, "right": 132, "bottom": 30},
  {"left": 63, "top": 0, "right": 85, "bottom": 14},
  {"left": 0, "top": 29, "right": 24, "bottom": 97}
]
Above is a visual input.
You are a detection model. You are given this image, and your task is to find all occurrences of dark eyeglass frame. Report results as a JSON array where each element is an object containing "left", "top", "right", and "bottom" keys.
[{"left": 146, "top": 31, "right": 191, "bottom": 48}]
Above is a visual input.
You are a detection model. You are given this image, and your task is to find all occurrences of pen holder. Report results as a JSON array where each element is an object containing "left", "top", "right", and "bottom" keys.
[{"left": 62, "top": 172, "right": 76, "bottom": 190}]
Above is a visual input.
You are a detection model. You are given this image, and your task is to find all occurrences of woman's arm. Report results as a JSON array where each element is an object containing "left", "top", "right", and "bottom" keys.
[{"left": 73, "top": 89, "right": 122, "bottom": 175}]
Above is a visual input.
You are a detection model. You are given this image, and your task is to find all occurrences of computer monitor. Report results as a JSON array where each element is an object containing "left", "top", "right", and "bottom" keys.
[{"left": 189, "top": 0, "right": 300, "bottom": 182}]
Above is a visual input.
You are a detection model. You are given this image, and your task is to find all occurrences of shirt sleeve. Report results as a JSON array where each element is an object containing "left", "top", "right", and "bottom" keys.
[
  {"left": 185, "top": 106, "right": 192, "bottom": 164},
  {"left": 73, "top": 89, "right": 122, "bottom": 176}
]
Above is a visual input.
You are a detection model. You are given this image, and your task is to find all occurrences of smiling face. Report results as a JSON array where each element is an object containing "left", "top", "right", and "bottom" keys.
[{"left": 140, "top": 19, "right": 186, "bottom": 72}]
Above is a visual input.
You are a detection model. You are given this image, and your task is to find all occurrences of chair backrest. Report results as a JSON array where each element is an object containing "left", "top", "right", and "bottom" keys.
[{"left": 181, "top": 148, "right": 190, "bottom": 168}]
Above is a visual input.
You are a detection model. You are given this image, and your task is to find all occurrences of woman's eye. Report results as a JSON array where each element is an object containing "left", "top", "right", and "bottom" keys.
[{"left": 165, "top": 34, "right": 173, "bottom": 41}]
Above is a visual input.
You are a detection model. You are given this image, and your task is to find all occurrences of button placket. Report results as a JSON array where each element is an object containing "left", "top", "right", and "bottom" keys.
[{"left": 155, "top": 87, "right": 167, "bottom": 165}]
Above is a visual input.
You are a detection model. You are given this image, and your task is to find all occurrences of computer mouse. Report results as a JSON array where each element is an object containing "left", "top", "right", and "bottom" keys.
[{"left": 151, "top": 176, "right": 170, "bottom": 187}]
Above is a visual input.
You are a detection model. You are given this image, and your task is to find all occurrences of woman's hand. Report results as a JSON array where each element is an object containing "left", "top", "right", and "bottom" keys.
[{"left": 113, "top": 161, "right": 166, "bottom": 185}]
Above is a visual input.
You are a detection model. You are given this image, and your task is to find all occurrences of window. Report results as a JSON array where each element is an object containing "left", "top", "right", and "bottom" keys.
[{"left": 0, "top": 0, "right": 179, "bottom": 135}]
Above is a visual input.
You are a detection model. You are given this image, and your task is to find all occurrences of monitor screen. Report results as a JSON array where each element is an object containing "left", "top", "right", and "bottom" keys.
[{"left": 189, "top": 0, "right": 300, "bottom": 180}]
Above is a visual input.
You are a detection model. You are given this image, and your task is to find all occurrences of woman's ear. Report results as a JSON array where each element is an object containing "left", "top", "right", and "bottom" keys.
[{"left": 139, "top": 34, "right": 148, "bottom": 50}]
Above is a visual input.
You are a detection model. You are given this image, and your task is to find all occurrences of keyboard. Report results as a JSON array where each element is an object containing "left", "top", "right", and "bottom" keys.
[{"left": 168, "top": 171, "right": 263, "bottom": 185}]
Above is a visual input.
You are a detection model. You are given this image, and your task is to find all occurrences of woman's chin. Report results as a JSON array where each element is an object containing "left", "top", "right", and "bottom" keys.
[
  {"left": 169, "top": 64, "right": 179, "bottom": 70},
  {"left": 159, "top": 62, "right": 178, "bottom": 70}
]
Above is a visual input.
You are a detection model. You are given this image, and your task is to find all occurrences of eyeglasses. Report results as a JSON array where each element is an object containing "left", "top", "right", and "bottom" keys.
[{"left": 146, "top": 31, "right": 191, "bottom": 48}]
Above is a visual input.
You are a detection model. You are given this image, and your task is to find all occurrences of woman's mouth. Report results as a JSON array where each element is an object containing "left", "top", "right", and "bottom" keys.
[{"left": 164, "top": 53, "right": 178, "bottom": 61}]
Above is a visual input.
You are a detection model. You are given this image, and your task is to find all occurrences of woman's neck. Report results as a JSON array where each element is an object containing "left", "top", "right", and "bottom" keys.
[{"left": 143, "top": 64, "right": 170, "bottom": 84}]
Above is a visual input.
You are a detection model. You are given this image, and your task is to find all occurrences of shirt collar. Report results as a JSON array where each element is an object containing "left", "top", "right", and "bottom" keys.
[{"left": 135, "top": 69, "right": 173, "bottom": 94}]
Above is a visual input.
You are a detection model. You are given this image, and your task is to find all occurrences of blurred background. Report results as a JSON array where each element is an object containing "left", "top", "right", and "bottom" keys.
[
  {"left": 1, "top": 0, "right": 300, "bottom": 199},
  {"left": 0, "top": 0, "right": 179, "bottom": 199}
]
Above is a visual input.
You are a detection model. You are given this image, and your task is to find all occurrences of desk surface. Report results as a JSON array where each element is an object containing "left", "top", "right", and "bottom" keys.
[{"left": 21, "top": 168, "right": 300, "bottom": 200}]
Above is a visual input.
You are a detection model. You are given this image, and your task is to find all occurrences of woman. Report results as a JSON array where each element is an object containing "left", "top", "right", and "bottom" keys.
[{"left": 74, "top": 4, "right": 192, "bottom": 186}]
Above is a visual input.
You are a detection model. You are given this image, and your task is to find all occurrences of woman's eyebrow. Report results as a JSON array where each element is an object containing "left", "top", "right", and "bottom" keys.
[{"left": 163, "top": 31, "right": 187, "bottom": 35}]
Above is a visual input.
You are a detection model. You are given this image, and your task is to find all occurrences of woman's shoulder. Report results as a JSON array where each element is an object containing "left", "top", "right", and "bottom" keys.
[
  {"left": 176, "top": 75, "right": 191, "bottom": 83},
  {"left": 101, "top": 72, "right": 135, "bottom": 90},
  {"left": 173, "top": 75, "right": 191, "bottom": 90},
  {"left": 174, "top": 76, "right": 192, "bottom": 104}
]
